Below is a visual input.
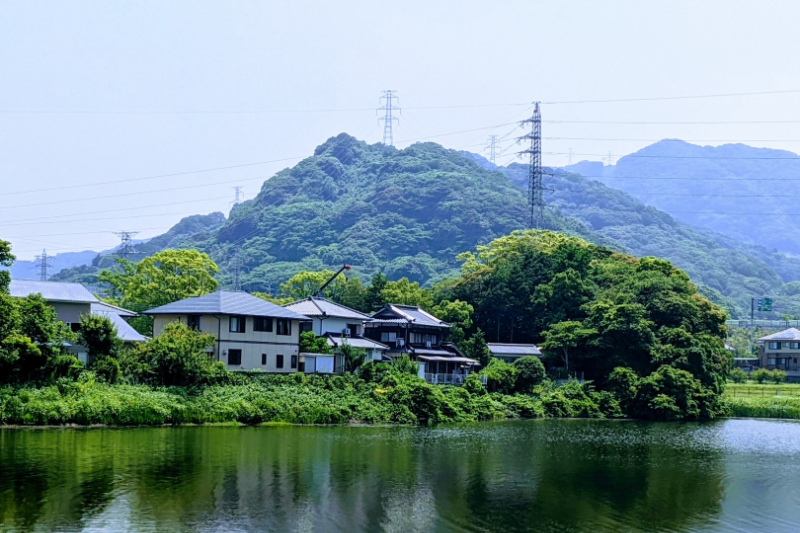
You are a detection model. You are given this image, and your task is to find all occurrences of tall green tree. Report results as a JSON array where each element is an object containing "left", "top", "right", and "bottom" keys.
[
  {"left": 380, "top": 278, "right": 434, "bottom": 310},
  {"left": 77, "top": 314, "right": 122, "bottom": 360}
]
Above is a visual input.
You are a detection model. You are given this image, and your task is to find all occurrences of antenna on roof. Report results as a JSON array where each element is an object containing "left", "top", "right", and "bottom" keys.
[{"left": 313, "top": 264, "right": 351, "bottom": 298}]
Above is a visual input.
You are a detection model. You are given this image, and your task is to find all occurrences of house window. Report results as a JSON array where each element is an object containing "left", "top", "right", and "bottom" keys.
[
  {"left": 347, "top": 323, "right": 359, "bottom": 336},
  {"left": 769, "top": 342, "right": 781, "bottom": 350},
  {"left": 229, "top": 316, "right": 246, "bottom": 333},
  {"left": 380, "top": 332, "right": 397, "bottom": 343},
  {"left": 411, "top": 333, "right": 437, "bottom": 345},
  {"left": 254, "top": 317, "right": 273, "bottom": 332},
  {"left": 277, "top": 319, "right": 291, "bottom": 336},
  {"left": 300, "top": 322, "right": 313, "bottom": 333},
  {"left": 769, "top": 358, "right": 776, "bottom": 365},
  {"left": 291, "top": 355, "right": 298, "bottom": 369},
  {"left": 262, "top": 353, "right": 267, "bottom": 365},
  {"left": 69, "top": 322, "right": 81, "bottom": 333},
  {"left": 187, "top": 315, "right": 202, "bottom": 330},
  {"left": 791, "top": 342, "right": 800, "bottom": 350},
  {"left": 276, "top": 354, "right": 284, "bottom": 368},
  {"left": 228, "top": 349, "right": 242, "bottom": 365}
]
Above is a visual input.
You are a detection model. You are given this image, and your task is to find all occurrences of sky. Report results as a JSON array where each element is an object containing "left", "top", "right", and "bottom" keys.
[{"left": 2, "top": 0, "right": 799, "bottom": 259}]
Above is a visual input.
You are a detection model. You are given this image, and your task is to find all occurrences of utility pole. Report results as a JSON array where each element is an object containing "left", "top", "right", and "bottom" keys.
[
  {"left": 485, "top": 135, "right": 499, "bottom": 164},
  {"left": 113, "top": 231, "right": 140, "bottom": 256},
  {"left": 232, "top": 186, "right": 244, "bottom": 206},
  {"left": 567, "top": 148, "right": 574, "bottom": 165},
  {"left": 35, "top": 249, "right": 50, "bottom": 281},
  {"left": 518, "top": 102, "right": 545, "bottom": 229},
  {"left": 377, "top": 90, "right": 401, "bottom": 147}
]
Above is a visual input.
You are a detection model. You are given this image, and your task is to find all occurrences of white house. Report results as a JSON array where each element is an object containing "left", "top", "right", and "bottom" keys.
[
  {"left": 283, "top": 296, "right": 388, "bottom": 362},
  {"left": 9, "top": 279, "right": 145, "bottom": 362},
  {"left": 144, "top": 290, "right": 313, "bottom": 372}
]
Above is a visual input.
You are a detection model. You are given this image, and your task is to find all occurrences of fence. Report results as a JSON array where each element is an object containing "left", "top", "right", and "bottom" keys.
[
  {"left": 727, "top": 387, "right": 800, "bottom": 398},
  {"left": 424, "top": 373, "right": 487, "bottom": 386}
]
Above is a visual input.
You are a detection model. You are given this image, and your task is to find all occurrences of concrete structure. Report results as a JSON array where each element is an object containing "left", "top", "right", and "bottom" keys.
[
  {"left": 757, "top": 328, "right": 800, "bottom": 374},
  {"left": 144, "top": 291, "right": 311, "bottom": 372},
  {"left": 284, "top": 296, "right": 388, "bottom": 362},
  {"left": 487, "top": 343, "right": 541, "bottom": 363}
]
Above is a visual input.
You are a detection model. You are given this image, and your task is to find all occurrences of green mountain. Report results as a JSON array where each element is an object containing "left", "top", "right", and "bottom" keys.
[
  {"left": 564, "top": 140, "right": 800, "bottom": 255},
  {"left": 50, "top": 134, "right": 800, "bottom": 318}
]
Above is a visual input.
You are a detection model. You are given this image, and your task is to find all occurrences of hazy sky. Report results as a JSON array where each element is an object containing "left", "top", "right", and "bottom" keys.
[{"left": 2, "top": 1, "right": 799, "bottom": 259}]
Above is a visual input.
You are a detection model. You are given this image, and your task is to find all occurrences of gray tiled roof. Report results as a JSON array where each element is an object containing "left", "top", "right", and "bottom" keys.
[
  {"left": 10, "top": 280, "right": 98, "bottom": 303},
  {"left": 284, "top": 297, "right": 372, "bottom": 320},
  {"left": 324, "top": 334, "right": 388, "bottom": 350},
  {"left": 372, "top": 304, "right": 450, "bottom": 328},
  {"left": 758, "top": 328, "right": 800, "bottom": 342},
  {"left": 93, "top": 311, "right": 147, "bottom": 342},
  {"left": 90, "top": 302, "right": 138, "bottom": 318},
  {"left": 487, "top": 343, "right": 542, "bottom": 356},
  {"left": 143, "top": 291, "right": 310, "bottom": 320}
]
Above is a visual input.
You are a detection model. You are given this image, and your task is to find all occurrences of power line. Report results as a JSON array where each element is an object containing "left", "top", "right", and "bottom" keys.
[
  {"left": 542, "top": 88, "right": 800, "bottom": 105},
  {"left": 113, "top": 231, "right": 142, "bottom": 256},
  {"left": 547, "top": 137, "right": 800, "bottom": 143},
  {"left": 545, "top": 120, "right": 800, "bottom": 125},
  {"left": 546, "top": 152, "right": 800, "bottom": 160},
  {"left": 378, "top": 90, "right": 401, "bottom": 147}
]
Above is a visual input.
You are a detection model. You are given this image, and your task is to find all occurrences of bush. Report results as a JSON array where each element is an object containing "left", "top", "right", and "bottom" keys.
[
  {"left": 480, "top": 359, "right": 519, "bottom": 394},
  {"left": 513, "top": 356, "right": 547, "bottom": 392},
  {"left": 90, "top": 356, "right": 121, "bottom": 384},
  {"left": 752, "top": 368, "right": 772, "bottom": 384},
  {"left": 729, "top": 368, "right": 748, "bottom": 383},
  {"left": 357, "top": 361, "right": 391, "bottom": 383},
  {"left": 770, "top": 369, "right": 788, "bottom": 384}
]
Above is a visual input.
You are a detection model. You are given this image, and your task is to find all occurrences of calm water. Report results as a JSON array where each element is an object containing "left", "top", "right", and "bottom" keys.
[{"left": 1, "top": 419, "right": 800, "bottom": 532}]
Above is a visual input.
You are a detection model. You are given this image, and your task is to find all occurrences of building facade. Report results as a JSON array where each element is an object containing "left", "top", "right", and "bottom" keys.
[
  {"left": 757, "top": 328, "right": 800, "bottom": 372},
  {"left": 145, "top": 291, "right": 310, "bottom": 372}
]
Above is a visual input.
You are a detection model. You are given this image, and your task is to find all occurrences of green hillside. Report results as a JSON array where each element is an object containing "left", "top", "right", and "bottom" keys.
[{"left": 51, "top": 134, "right": 800, "bottom": 318}]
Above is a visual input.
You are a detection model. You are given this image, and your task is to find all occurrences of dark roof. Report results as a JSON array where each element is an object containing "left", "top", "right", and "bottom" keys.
[
  {"left": 371, "top": 304, "right": 450, "bottom": 328},
  {"left": 143, "top": 291, "right": 310, "bottom": 320},
  {"left": 487, "top": 343, "right": 541, "bottom": 356},
  {"left": 10, "top": 280, "right": 98, "bottom": 304},
  {"left": 284, "top": 297, "right": 372, "bottom": 320}
]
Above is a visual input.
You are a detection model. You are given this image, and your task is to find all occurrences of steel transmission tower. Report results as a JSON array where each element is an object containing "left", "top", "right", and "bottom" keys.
[
  {"left": 485, "top": 135, "right": 499, "bottom": 164},
  {"left": 231, "top": 247, "right": 243, "bottom": 291},
  {"left": 232, "top": 186, "right": 243, "bottom": 205},
  {"left": 377, "top": 90, "right": 401, "bottom": 147},
  {"left": 35, "top": 249, "right": 51, "bottom": 281},
  {"left": 518, "top": 102, "right": 545, "bottom": 229},
  {"left": 113, "top": 231, "right": 140, "bottom": 256}
]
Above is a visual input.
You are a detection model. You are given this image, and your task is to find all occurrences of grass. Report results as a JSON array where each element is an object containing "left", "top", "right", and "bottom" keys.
[
  {"left": 727, "top": 396, "right": 800, "bottom": 419},
  {"left": 726, "top": 383, "right": 800, "bottom": 398}
]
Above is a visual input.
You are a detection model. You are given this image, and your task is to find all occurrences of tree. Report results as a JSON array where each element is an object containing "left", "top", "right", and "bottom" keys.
[
  {"left": 339, "top": 341, "right": 367, "bottom": 373},
  {"left": 432, "top": 299, "right": 473, "bottom": 345},
  {"left": 365, "top": 271, "right": 389, "bottom": 312},
  {"left": 380, "top": 278, "right": 434, "bottom": 310},
  {"left": 99, "top": 249, "right": 219, "bottom": 334},
  {"left": 514, "top": 356, "right": 547, "bottom": 392},
  {"left": 540, "top": 321, "right": 595, "bottom": 372},
  {"left": 460, "top": 328, "right": 491, "bottom": 367},
  {"left": 0, "top": 239, "right": 14, "bottom": 293},
  {"left": 128, "top": 322, "right": 225, "bottom": 386},
  {"left": 279, "top": 270, "right": 348, "bottom": 301},
  {"left": 77, "top": 314, "right": 122, "bottom": 361},
  {"left": 299, "top": 331, "right": 333, "bottom": 354}
]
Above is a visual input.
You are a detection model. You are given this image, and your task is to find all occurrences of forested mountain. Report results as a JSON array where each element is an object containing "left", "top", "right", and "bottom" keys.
[
  {"left": 49, "top": 134, "right": 800, "bottom": 318},
  {"left": 563, "top": 140, "right": 800, "bottom": 255}
]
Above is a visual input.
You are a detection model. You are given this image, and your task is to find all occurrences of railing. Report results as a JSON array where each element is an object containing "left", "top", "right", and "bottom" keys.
[{"left": 424, "top": 373, "right": 487, "bottom": 386}]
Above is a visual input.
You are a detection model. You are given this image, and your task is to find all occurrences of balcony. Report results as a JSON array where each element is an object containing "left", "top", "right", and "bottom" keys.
[{"left": 424, "top": 373, "right": 487, "bottom": 386}]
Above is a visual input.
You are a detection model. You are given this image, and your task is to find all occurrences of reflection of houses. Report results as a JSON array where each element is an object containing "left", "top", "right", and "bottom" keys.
[
  {"left": 144, "top": 291, "right": 311, "bottom": 372},
  {"left": 487, "top": 343, "right": 541, "bottom": 363},
  {"left": 363, "top": 304, "right": 479, "bottom": 384},
  {"left": 283, "top": 296, "right": 388, "bottom": 363},
  {"left": 757, "top": 328, "right": 800, "bottom": 376},
  {"left": 9, "top": 279, "right": 145, "bottom": 362}
]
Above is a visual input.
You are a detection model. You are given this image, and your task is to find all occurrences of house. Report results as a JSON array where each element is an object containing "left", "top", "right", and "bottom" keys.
[
  {"left": 9, "top": 279, "right": 145, "bottom": 362},
  {"left": 144, "top": 290, "right": 312, "bottom": 372},
  {"left": 363, "top": 304, "right": 479, "bottom": 384},
  {"left": 757, "top": 328, "right": 800, "bottom": 374},
  {"left": 487, "top": 343, "right": 541, "bottom": 363},
  {"left": 283, "top": 296, "right": 388, "bottom": 363}
]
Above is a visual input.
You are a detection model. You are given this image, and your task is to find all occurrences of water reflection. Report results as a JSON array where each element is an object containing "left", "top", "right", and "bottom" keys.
[{"left": 1, "top": 420, "right": 799, "bottom": 532}]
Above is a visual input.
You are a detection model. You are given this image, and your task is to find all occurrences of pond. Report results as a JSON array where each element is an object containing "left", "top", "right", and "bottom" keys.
[{"left": 1, "top": 419, "right": 799, "bottom": 532}]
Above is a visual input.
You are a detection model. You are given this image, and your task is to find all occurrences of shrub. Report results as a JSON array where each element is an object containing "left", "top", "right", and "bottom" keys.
[
  {"left": 90, "top": 356, "right": 121, "bottom": 384},
  {"left": 480, "top": 359, "right": 519, "bottom": 394},
  {"left": 49, "top": 355, "right": 85, "bottom": 381},
  {"left": 513, "top": 356, "right": 547, "bottom": 392},
  {"left": 752, "top": 368, "right": 772, "bottom": 384},
  {"left": 729, "top": 368, "right": 748, "bottom": 383},
  {"left": 770, "top": 369, "right": 787, "bottom": 384},
  {"left": 391, "top": 355, "right": 420, "bottom": 377},
  {"left": 357, "top": 361, "right": 391, "bottom": 383},
  {"left": 77, "top": 314, "right": 122, "bottom": 360}
]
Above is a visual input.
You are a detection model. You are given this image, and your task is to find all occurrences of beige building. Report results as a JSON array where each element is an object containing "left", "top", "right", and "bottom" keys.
[
  {"left": 145, "top": 290, "right": 311, "bottom": 372},
  {"left": 757, "top": 328, "right": 800, "bottom": 373}
]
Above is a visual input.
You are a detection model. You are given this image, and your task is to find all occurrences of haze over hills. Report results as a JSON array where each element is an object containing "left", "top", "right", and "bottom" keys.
[
  {"left": 46, "top": 134, "right": 800, "bottom": 318},
  {"left": 563, "top": 140, "right": 800, "bottom": 256}
]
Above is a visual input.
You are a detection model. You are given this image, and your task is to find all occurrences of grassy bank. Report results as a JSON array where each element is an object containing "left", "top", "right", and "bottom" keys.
[
  {"left": 0, "top": 373, "right": 621, "bottom": 426},
  {"left": 726, "top": 383, "right": 800, "bottom": 419}
]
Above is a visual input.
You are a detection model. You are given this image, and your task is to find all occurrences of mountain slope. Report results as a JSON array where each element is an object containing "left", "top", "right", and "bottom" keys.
[{"left": 563, "top": 140, "right": 800, "bottom": 255}]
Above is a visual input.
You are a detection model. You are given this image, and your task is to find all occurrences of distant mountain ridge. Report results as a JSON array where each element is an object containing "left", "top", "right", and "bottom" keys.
[{"left": 563, "top": 140, "right": 800, "bottom": 255}]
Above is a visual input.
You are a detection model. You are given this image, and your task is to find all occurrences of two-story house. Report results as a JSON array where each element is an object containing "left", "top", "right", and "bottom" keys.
[
  {"left": 9, "top": 279, "right": 145, "bottom": 362},
  {"left": 363, "top": 304, "right": 479, "bottom": 383},
  {"left": 283, "top": 296, "right": 388, "bottom": 362},
  {"left": 757, "top": 328, "right": 800, "bottom": 373},
  {"left": 144, "top": 290, "right": 311, "bottom": 372}
]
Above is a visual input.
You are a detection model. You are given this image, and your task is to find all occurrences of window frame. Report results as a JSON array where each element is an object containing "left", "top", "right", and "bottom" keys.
[
  {"left": 380, "top": 331, "right": 397, "bottom": 343},
  {"left": 276, "top": 319, "right": 292, "bottom": 336},
  {"left": 291, "top": 355, "right": 298, "bottom": 369},
  {"left": 229, "top": 315, "right": 246, "bottom": 333},
  {"left": 254, "top": 317, "right": 273, "bottom": 332},
  {"left": 228, "top": 349, "right": 242, "bottom": 365},
  {"left": 262, "top": 353, "right": 267, "bottom": 365},
  {"left": 187, "top": 315, "right": 202, "bottom": 330},
  {"left": 276, "top": 354, "right": 284, "bottom": 369}
]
